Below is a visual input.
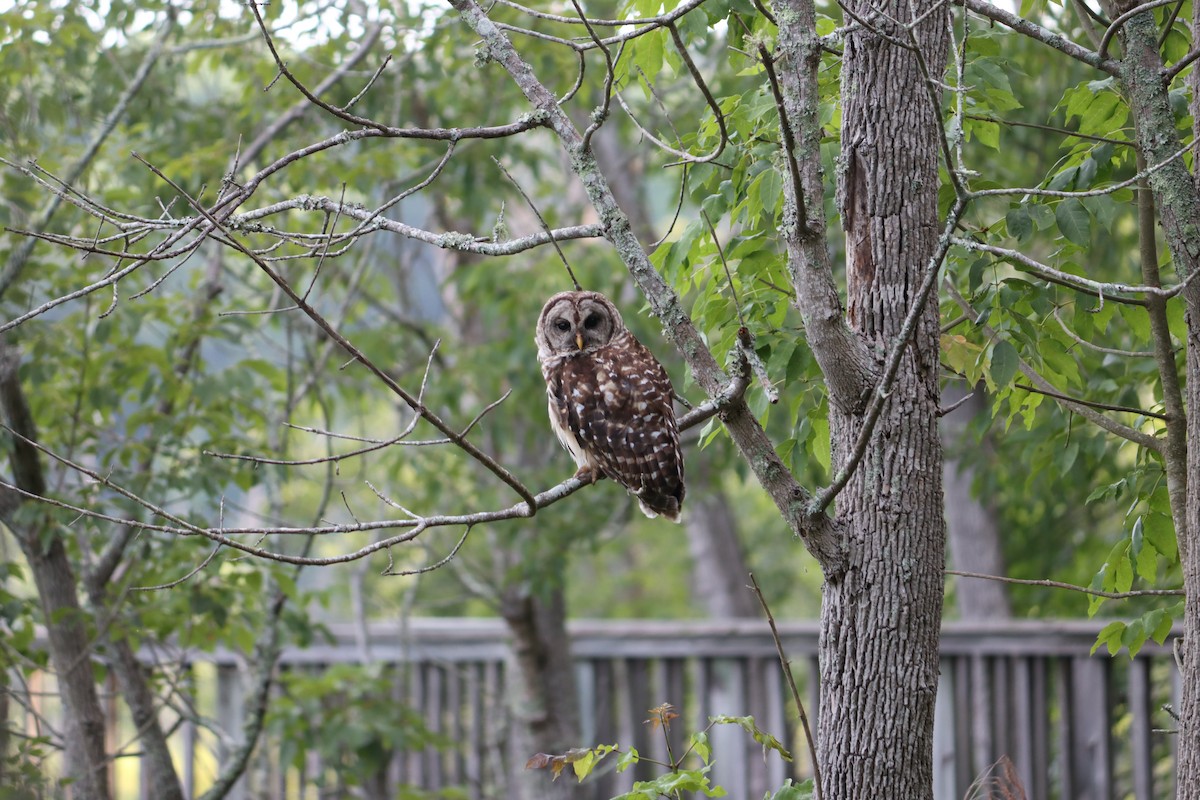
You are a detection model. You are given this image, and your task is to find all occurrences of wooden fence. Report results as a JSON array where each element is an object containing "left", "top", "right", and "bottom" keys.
[{"left": 15, "top": 619, "right": 1180, "bottom": 799}]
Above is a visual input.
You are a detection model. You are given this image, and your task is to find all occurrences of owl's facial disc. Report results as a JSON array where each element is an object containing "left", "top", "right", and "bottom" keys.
[{"left": 536, "top": 292, "right": 622, "bottom": 358}]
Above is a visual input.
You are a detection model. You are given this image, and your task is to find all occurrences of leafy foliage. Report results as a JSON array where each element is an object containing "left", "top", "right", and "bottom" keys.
[{"left": 525, "top": 702, "right": 797, "bottom": 799}]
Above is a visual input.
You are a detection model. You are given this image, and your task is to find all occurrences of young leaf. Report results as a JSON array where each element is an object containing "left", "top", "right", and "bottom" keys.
[
  {"left": 765, "top": 778, "right": 816, "bottom": 800},
  {"left": 1091, "top": 620, "right": 1125, "bottom": 655},
  {"left": 709, "top": 715, "right": 793, "bottom": 762}
]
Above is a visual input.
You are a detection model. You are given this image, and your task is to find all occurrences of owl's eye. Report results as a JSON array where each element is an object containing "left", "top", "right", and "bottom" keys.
[
  {"left": 554, "top": 319, "right": 571, "bottom": 332},
  {"left": 583, "top": 313, "right": 602, "bottom": 330}
]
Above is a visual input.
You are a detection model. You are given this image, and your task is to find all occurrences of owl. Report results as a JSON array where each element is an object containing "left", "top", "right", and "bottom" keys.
[{"left": 535, "top": 291, "right": 685, "bottom": 522}]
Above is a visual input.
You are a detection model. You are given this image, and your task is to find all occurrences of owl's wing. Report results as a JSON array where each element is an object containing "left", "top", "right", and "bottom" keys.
[{"left": 563, "top": 332, "right": 685, "bottom": 520}]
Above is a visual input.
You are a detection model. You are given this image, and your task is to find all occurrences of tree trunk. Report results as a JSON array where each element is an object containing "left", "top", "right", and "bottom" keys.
[
  {"left": 0, "top": 344, "right": 112, "bottom": 800},
  {"left": 501, "top": 586, "right": 584, "bottom": 800},
  {"left": 940, "top": 384, "right": 1011, "bottom": 620},
  {"left": 90, "top": 609, "right": 186, "bottom": 800},
  {"left": 18, "top": 533, "right": 113, "bottom": 800},
  {"left": 818, "top": 2, "right": 950, "bottom": 797},
  {"left": 1102, "top": 1, "right": 1200, "bottom": 793}
]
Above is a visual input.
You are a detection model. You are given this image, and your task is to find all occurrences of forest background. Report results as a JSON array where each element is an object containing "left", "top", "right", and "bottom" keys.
[{"left": 0, "top": 0, "right": 1191, "bottom": 797}]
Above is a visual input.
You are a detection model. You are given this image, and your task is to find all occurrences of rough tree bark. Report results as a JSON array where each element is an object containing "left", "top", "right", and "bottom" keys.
[
  {"left": 1095, "top": 1, "right": 1200, "bottom": 793},
  {"left": 819, "top": 0, "right": 949, "bottom": 794}
]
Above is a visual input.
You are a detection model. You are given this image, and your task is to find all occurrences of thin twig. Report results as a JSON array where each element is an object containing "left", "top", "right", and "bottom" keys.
[
  {"left": 701, "top": 211, "right": 746, "bottom": 330},
  {"left": 664, "top": 23, "right": 729, "bottom": 166},
  {"left": 493, "top": 157, "right": 583, "bottom": 290},
  {"left": 758, "top": 36, "right": 809, "bottom": 236},
  {"left": 749, "top": 573, "right": 822, "bottom": 800},
  {"left": 948, "top": 569, "right": 1184, "bottom": 598},
  {"left": 1014, "top": 381, "right": 1168, "bottom": 420}
]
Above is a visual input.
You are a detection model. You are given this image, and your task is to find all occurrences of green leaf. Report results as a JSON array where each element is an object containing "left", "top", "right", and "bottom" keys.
[
  {"left": 810, "top": 416, "right": 830, "bottom": 474},
  {"left": 1118, "top": 303, "right": 1152, "bottom": 343},
  {"left": 1122, "top": 618, "right": 1149, "bottom": 657},
  {"left": 1006, "top": 205, "right": 1033, "bottom": 241},
  {"left": 988, "top": 340, "right": 1020, "bottom": 389},
  {"left": 1143, "top": 513, "right": 1177, "bottom": 564},
  {"left": 690, "top": 731, "right": 712, "bottom": 765},
  {"left": 1151, "top": 609, "right": 1175, "bottom": 644},
  {"left": 765, "top": 779, "right": 815, "bottom": 800},
  {"left": 1092, "top": 620, "right": 1125, "bottom": 655},
  {"left": 967, "top": 118, "right": 1000, "bottom": 150},
  {"left": 1163, "top": 28, "right": 1189, "bottom": 64},
  {"left": 1055, "top": 198, "right": 1091, "bottom": 245}
]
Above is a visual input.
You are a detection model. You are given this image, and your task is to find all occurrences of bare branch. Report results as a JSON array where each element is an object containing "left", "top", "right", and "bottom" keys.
[
  {"left": 970, "top": 140, "right": 1192, "bottom": 201},
  {"left": 953, "top": 237, "right": 1196, "bottom": 301},
  {"left": 570, "top": 0, "right": 617, "bottom": 152},
  {"left": 0, "top": 9, "right": 176, "bottom": 301},
  {"left": 1052, "top": 307, "right": 1155, "bottom": 357},
  {"left": 957, "top": 0, "right": 1120, "bottom": 74},
  {"left": 1014, "top": 381, "right": 1168, "bottom": 420},
  {"left": 493, "top": 158, "right": 583, "bottom": 290},
  {"left": 749, "top": 573, "right": 822, "bottom": 800},
  {"left": 663, "top": 23, "right": 729, "bottom": 166},
  {"left": 948, "top": 569, "right": 1184, "bottom": 599},
  {"left": 1, "top": 369, "right": 746, "bottom": 567}
]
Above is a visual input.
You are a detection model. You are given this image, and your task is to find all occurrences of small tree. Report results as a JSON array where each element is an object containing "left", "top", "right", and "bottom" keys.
[{"left": 5, "top": 0, "right": 1200, "bottom": 798}]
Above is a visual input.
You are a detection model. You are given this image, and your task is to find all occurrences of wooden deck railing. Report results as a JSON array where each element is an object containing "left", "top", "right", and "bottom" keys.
[{"left": 17, "top": 619, "right": 1180, "bottom": 799}]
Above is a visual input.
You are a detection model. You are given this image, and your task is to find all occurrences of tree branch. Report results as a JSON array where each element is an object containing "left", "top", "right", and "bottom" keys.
[
  {"left": 948, "top": 569, "right": 1184, "bottom": 599},
  {"left": 131, "top": 152, "right": 540, "bottom": 512},
  {"left": 957, "top": 0, "right": 1120, "bottom": 74},
  {"left": 775, "top": 0, "right": 876, "bottom": 411},
  {"left": 953, "top": 236, "right": 1194, "bottom": 301},
  {"left": 0, "top": 372, "right": 749, "bottom": 567},
  {"left": 0, "top": 9, "right": 176, "bottom": 302}
]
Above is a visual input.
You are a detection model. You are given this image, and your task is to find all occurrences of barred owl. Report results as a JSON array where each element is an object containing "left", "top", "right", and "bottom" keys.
[{"left": 535, "top": 291, "right": 685, "bottom": 522}]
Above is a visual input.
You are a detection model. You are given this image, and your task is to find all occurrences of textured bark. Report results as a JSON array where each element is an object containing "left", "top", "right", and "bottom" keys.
[
  {"left": 940, "top": 385, "right": 1011, "bottom": 620},
  {"left": 1101, "top": 1, "right": 1200, "bottom": 793},
  {"left": 817, "top": 1, "right": 950, "bottom": 797},
  {"left": 501, "top": 587, "right": 584, "bottom": 800}
]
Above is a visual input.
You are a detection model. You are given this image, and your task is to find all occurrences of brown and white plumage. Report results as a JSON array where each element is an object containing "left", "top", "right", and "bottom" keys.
[{"left": 535, "top": 291, "right": 685, "bottom": 521}]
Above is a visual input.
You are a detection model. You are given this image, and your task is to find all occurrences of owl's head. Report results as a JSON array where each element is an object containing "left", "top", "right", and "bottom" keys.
[{"left": 535, "top": 291, "right": 624, "bottom": 357}]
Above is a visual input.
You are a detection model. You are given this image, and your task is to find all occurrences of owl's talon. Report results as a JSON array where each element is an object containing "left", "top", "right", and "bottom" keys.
[{"left": 573, "top": 466, "right": 599, "bottom": 485}]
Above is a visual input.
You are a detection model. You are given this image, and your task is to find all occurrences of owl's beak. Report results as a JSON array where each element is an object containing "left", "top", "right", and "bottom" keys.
[{"left": 575, "top": 333, "right": 584, "bottom": 350}]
